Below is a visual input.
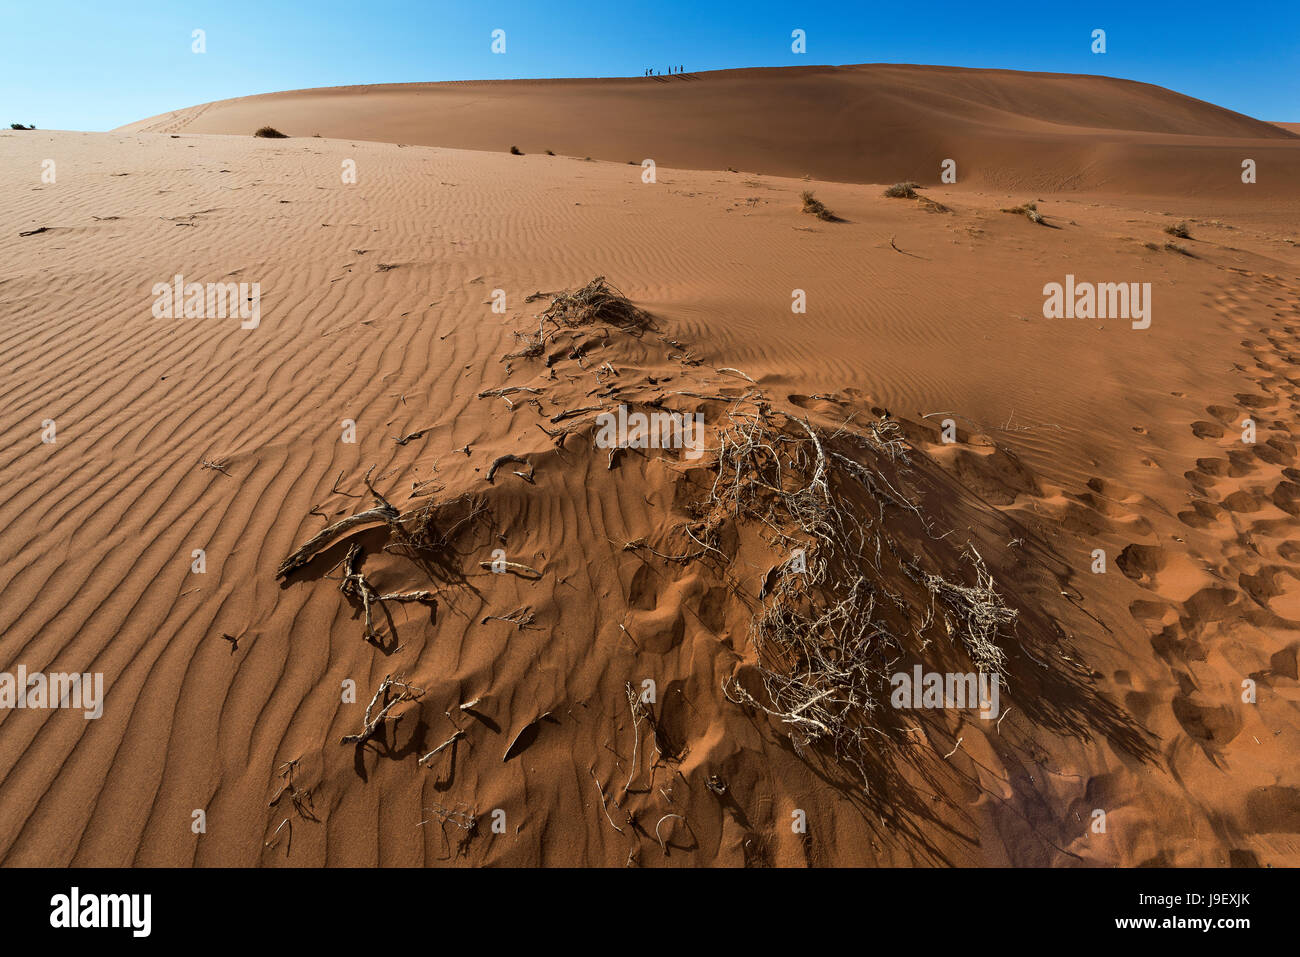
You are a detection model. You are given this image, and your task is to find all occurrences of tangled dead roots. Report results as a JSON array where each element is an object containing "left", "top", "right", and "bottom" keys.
[
  {"left": 540, "top": 276, "right": 653, "bottom": 334},
  {"left": 706, "top": 396, "right": 1018, "bottom": 792},
  {"left": 503, "top": 276, "right": 653, "bottom": 361}
]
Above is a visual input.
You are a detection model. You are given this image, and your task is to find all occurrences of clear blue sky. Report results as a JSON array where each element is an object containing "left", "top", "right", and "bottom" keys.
[{"left": 5, "top": 0, "right": 1298, "bottom": 131}]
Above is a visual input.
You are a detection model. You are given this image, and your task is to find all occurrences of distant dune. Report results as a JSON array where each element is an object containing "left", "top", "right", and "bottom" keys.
[{"left": 117, "top": 64, "right": 1300, "bottom": 195}]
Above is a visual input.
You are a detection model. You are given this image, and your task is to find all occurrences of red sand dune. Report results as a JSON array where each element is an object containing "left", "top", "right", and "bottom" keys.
[
  {"left": 118, "top": 64, "right": 1300, "bottom": 195},
  {"left": 0, "top": 64, "right": 1297, "bottom": 867}
]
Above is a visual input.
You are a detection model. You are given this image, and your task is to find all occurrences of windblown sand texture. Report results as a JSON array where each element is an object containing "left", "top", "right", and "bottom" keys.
[{"left": 2, "top": 64, "right": 1299, "bottom": 866}]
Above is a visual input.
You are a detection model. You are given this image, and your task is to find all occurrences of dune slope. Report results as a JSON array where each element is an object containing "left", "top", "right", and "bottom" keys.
[
  {"left": 2, "top": 113, "right": 1299, "bottom": 866},
  {"left": 115, "top": 64, "right": 1300, "bottom": 196}
]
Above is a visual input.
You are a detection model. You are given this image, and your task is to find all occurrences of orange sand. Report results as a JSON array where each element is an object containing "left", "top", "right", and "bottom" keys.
[{"left": 1, "top": 64, "right": 1298, "bottom": 866}]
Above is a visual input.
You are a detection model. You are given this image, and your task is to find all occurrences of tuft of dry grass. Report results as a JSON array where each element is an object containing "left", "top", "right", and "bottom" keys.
[
  {"left": 254, "top": 126, "right": 288, "bottom": 138},
  {"left": 800, "top": 190, "right": 838, "bottom": 221},
  {"left": 883, "top": 181, "right": 919, "bottom": 199},
  {"left": 1164, "top": 221, "right": 1191, "bottom": 239},
  {"left": 510, "top": 145, "right": 523, "bottom": 155},
  {"left": 1000, "top": 201, "right": 1046, "bottom": 225}
]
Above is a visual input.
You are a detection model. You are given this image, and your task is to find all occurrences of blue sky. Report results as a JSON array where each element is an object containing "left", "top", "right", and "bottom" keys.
[{"left": 5, "top": 0, "right": 1297, "bottom": 130}]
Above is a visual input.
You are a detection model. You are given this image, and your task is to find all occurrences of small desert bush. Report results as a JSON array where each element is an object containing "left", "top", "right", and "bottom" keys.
[
  {"left": 254, "top": 126, "right": 288, "bottom": 138},
  {"left": 10, "top": 123, "right": 35, "bottom": 130},
  {"left": 545, "top": 149, "right": 555, "bottom": 156},
  {"left": 883, "top": 181, "right": 918, "bottom": 199},
  {"left": 1001, "top": 201, "right": 1046, "bottom": 225},
  {"left": 545, "top": 276, "right": 652, "bottom": 333},
  {"left": 1164, "top": 221, "right": 1191, "bottom": 239},
  {"left": 800, "top": 190, "right": 837, "bottom": 222},
  {"left": 510, "top": 145, "right": 523, "bottom": 155},
  {"left": 504, "top": 276, "right": 652, "bottom": 359}
]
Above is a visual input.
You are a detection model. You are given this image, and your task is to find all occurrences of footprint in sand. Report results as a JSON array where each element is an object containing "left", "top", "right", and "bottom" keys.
[
  {"left": 1239, "top": 565, "right": 1300, "bottom": 621},
  {"left": 1205, "top": 404, "right": 1239, "bottom": 426},
  {"left": 1270, "top": 480, "right": 1300, "bottom": 516},
  {"left": 1177, "top": 499, "right": 1222, "bottom": 530},
  {"left": 1115, "top": 542, "right": 1167, "bottom": 588},
  {"left": 1128, "top": 598, "right": 1179, "bottom": 628},
  {"left": 1221, "top": 488, "right": 1270, "bottom": 514},
  {"left": 1180, "top": 586, "right": 1241, "bottom": 625},
  {"left": 1277, "top": 540, "right": 1300, "bottom": 563},
  {"left": 1171, "top": 692, "right": 1243, "bottom": 747},
  {"left": 1226, "top": 448, "right": 1260, "bottom": 477},
  {"left": 1194, "top": 456, "right": 1229, "bottom": 479},
  {"left": 1117, "top": 542, "right": 1220, "bottom": 605},
  {"left": 785, "top": 393, "right": 846, "bottom": 412},
  {"left": 1235, "top": 392, "right": 1274, "bottom": 411},
  {"left": 1269, "top": 644, "right": 1299, "bottom": 680},
  {"left": 627, "top": 562, "right": 660, "bottom": 611},
  {"left": 1254, "top": 437, "right": 1297, "bottom": 467}
]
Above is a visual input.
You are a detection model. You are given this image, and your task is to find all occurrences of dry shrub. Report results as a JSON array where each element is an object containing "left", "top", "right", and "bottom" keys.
[
  {"left": 1001, "top": 201, "right": 1046, "bottom": 225},
  {"left": 502, "top": 276, "right": 653, "bottom": 361},
  {"left": 254, "top": 126, "right": 288, "bottom": 138},
  {"left": 800, "top": 190, "right": 837, "bottom": 221},
  {"left": 883, "top": 181, "right": 919, "bottom": 199},
  {"left": 702, "top": 397, "right": 1017, "bottom": 791},
  {"left": 1164, "top": 221, "right": 1191, "bottom": 239},
  {"left": 541, "top": 276, "right": 652, "bottom": 333}
]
